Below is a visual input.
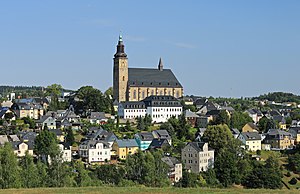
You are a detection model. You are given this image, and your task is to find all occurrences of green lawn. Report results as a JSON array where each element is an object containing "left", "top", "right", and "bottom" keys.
[{"left": 0, "top": 187, "right": 297, "bottom": 194}]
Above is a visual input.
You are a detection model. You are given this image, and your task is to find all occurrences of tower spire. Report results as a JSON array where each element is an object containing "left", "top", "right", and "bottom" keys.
[
  {"left": 114, "top": 34, "right": 127, "bottom": 58},
  {"left": 158, "top": 57, "right": 163, "bottom": 71}
]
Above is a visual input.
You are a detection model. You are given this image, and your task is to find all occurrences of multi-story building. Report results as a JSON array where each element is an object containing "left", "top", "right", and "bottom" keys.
[
  {"left": 134, "top": 132, "right": 154, "bottom": 151},
  {"left": 79, "top": 140, "right": 111, "bottom": 163},
  {"left": 118, "top": 95, "right": 182, "bottom": 123},
  {"left": 238, "top": 132, "right": 261, "bottom": 151},
  {"left": 59, "top": 143, "right": 72, "bottom": 162},
  {"left": 181, "top": 142, "right": 214, "bottom": 173},
  {"left": 161, "top": 157, "right": 182, "bottom": 183},
  {"left": 264, "top": 129, "right": 294, "bottom": 150},
  {"left": 112, "top": 139, "right": 139, "bottom": 160}
]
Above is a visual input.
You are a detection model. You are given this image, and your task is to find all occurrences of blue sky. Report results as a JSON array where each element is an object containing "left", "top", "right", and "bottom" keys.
[{"left": 0, "top": 1, "right": 299, "bottom": 97}]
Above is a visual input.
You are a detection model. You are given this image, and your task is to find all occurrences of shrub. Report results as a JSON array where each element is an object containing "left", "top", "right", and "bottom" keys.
[
  {"left": 286, "top": 171, "right": 292, "bottom": 177},
  {"left": 289, "top": 177, "right": 297, "bottom": 185},
  {"left": 256, "top": 150, "right": 261, "bottom": 155}
]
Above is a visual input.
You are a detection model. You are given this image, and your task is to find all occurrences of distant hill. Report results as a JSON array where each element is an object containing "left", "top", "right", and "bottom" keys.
[{"left": 254, "top": 92, "right": 300, "bottom": 103}]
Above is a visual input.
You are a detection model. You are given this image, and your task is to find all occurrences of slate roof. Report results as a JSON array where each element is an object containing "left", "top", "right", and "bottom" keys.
[
  {"left": 81, "top": 140, "right": 110, "bottom": 149},
  {"left": 0, "top": 107, "right": 9, "bottom": 118},
  {"left": 128, "top": 68, "right": 182, "bottom": 88},
  {"left": 245, "top": 122, "right": 259, "bottom": 131},
  {"left": 115, "top": 139, "right": 138, "bottom": 148},
  {"left": 149, "top": 138, "right": 170, "bottom": 149},
  {"left": 9, "top": 135, "right": 20, "bottom": 142},
  {"left": 0, "top": 135, "right": 9, "bottom": 145},
  {"left": 135, "top": 132, "right": 154, "bottom": 141},
  {"left": 143, "top": 95, "right": 182, "bottom": 107},
  {"left": 265, "top": 129, "right": 293, "bottom": 140},
  {"left": 288, "top": 127, "right": 300, "bottom": 138},
  {"left": 90, "top": 112, "right": 106, "bottom": 120},
  {"left": 231, "top": 128, "right": 240, "bottom": 135},
  {"left": 18, "top": 131, "right": 37, "bottom": 142},
  {"left": 121, "top": 101, "right": 146, "bottom": 109},
  {"left": 246, "top": 109, "right": 263, "bottom": 116},
  {"left": 240, "top": 132, "right": 261, "bottom": 141},
  {"left": 185, "top": 110, "right": 199, "bottom": 118},
  {"left": 161, "top": 157, "right": 180, "bottom": 168},
  {"left": 206, "top": 110, "right": 221, "bottom": 116},
  {"left": 187, "top": 142, "right": 213, "bottom": 152},
  {"left": 153, "top": 130, "right": 171, "bottom": 140},
  {"left": 89, "top": 128, "right": 117, "bottom": 142}
]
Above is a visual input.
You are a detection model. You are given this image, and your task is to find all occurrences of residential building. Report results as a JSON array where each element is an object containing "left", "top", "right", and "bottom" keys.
[
  {"left": 86, "top": 127, "right": 118, "bottom": 148},
  {"left": 118, "top": 101, "right": 146, "bottom": 120},
  {"left": 264, "top": 129, "right": 294, "bottom": 150},
  {"left": 152, "top": 130, "right": 172, "bottom": 145},
  {"left": 112, "top": 139, "right": 139, "bottom": 160},
  {"left": 79, "top": 140, "right": 111, "bottom": 163},
  {"left": 185, "top": 109, "right": 199, "bottom": 127},
  {"left": 242, "top": 122, "right": 259, "bottom": 132},
  {"left": 181, "top": 142, "right": 214, "bottom": 173},
  {"left": 11, "top": 141, "right": 34, "bottom": 157},
  {"left": 245, "top": 109, "right": 263, "bottom": 124},
  {"left": 59, "top": 143, "right": 72, "bottom": 162},
  {"left": 36, "top": 115, "right": 56, "bottom": 130},
  {"left": 134, "top": 132, "right": 154, "bottom": 151},
  {"left": 148, "top": 138, "right": 171, "bottom": 150},
  {"left": 161, "top": 157, "right": 182, "bottom": 183},
  {"left": 11, "top": 101, "right": 44, "bottom": 120},
  {"left": 113, "top": 35, "right": 183, "bottom": 102},
  {"left": 88, "top": 112, "right": 108, "bottom": 125},
  {"left": 230, "top": 128, "right": 240, "bottom": 139},
  {"left": 238, "top": 132, "right": 261, "bottom": 151},
  {"left": 288, "top": 127, "right": 300, "bottom": 144}
]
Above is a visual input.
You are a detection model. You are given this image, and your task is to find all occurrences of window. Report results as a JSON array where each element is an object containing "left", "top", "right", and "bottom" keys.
[
  {"left": 133, "top": 90, "right": 137, "bottom": 99},
  {"left": 122, "top": 76, "right": 125, "bottom": 81}
]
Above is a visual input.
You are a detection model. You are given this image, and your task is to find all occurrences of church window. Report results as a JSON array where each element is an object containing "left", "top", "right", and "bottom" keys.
[
  {"left": 142, "top": 91, "right": 145, "bottom": 99},
  {"left": 133, "top": 90, "right": 137, "bottom": 99}
]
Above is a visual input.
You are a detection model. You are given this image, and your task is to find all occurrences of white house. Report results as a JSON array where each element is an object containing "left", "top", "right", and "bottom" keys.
[
  {"left": 79, "top": 140, "right": 111, "bottom": 163},
  {"left": 238, "top": 132, "right": 261, "bottom": 151},
  {"left": 59, "top": 143, "right": 72, "bottom": 162},
  {"left": 118, "top": 102, "right": 146, "bottom": 120}
]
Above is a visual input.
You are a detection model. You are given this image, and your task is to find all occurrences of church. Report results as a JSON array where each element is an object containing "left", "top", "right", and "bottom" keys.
[{"left": 113, "top": 35, "right": 183, "bottom": 102}]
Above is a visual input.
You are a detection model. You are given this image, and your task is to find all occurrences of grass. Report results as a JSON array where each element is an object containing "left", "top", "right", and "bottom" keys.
[{"left": 0, "top": 187, "right": 298, "bottom": 194}]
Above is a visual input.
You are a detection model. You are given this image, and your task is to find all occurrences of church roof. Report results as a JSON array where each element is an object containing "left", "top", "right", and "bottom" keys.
[{"left": 128, "top": 68, "right": 182, "bottom": 88}]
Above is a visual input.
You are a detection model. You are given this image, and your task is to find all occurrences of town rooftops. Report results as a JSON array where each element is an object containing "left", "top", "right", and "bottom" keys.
[
  {"left": 187, "top": 142, "right": 213, "bottom": 152},
  {"left": 121, "top": 101, "right": 146, "bottom": 109},
  {"left": 81, "top": 140, "right": 110, "bottom": 149},
  {"left": 149, "top": 138, "right": 170, "bottom": 149},
  {"left": 161, "top": 157, "right": 180, "bottom": 168},
  {"left": 152, "top": 130, "right": 171, "bottom": 140},
  {"left": 143, "top": 95, "right": 182, "bottom": 107},
  {"left": 185, "top": 110, "right": 199, "bottom": 118}
]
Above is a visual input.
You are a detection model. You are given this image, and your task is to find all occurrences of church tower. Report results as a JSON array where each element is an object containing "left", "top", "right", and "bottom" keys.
[{"left": 113, "top": 35, "right": 128, "bottom": 102}]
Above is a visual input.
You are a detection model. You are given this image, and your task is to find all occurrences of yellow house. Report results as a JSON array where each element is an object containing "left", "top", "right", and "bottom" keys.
[
  {"left": 264, "top": 129, "right": 294, "bottom": 150},
  {"left": 238, "top": 132, "right": 261, "bottom": 151},
  {"left": 242, "top": 122, "right": 259, "bottom": 132},
  {"left": 112, "top": 139, "right": 139, "bottom": 160},
  {"left": 12, "top": 142, "right": 34, "bottom": 157},
  {"left": 288, "top": 127, "right": 300, "bottom": 144}
]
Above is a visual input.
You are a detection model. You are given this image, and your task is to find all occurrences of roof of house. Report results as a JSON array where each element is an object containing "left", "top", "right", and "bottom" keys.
[
  {"left": 153, "top": 130, "right": 171, "bottom": 140},
  {"left": 246, "top": 109, "right": 263, "bottom": 116},
  {"left": 0, "top": 107, "right": 9, "bottom": 118},
  {"left": 115, "top": 139, "right": 138, "bottom": 148},
  {"left": 231, "top": 128, "right": 240, "bottom": 135},
  {"left": 206, "top": 109, "right": 221, "bottom": 116},
  {"left": 9, "top": 135, "right": 20, "bottom": 142},
  {"left": 187, "top": 142, "right": 212, "bottom": 152},
  {"left": 185, "top": 110, "right": 199, "bottom": 118},
  {"left": 128, "top": 68, "right": 182, "bottom": 88},
  {"left": 49, "top": 129, "right": 63, "bottom": 136},
  {"left": 240, "top": 132, "right": 261, "bottom": 141},
  {"left": 161, "top": 157, "right": 180, "bottom": 168},
  {"left": 135, "top": 132, "right": 154, "bottom": 141},
  {"left": 36, "top": 115, "right": 55, "bottom": 123},
  {"left": 120, "top": 101, "right": 146, "bottom": 109},
  {"left": 18, "top": 131, "right": 37, "bottom": 142},
  {"left": 89, "top": 112, "right": 107, "bottom": 120},
  {"left": 89, "top": 128, "right": 117, "bottom": 142},
  {"left": 267, "top": 129, "right": 292, "bottom": 136},
  {"left": 149, "top": 138, "right": 170, "bottom": 148},
  {"left": 245, "top": 122, "right": 259, "bottom": 131},
  {"left": 0, "top": 135, "right": 9, "bottom": 145},
  {"left": 80, "top": 140, "right": 110, "bottom": 149}
]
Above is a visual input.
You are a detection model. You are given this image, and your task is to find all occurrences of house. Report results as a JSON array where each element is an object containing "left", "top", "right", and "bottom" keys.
[
  {"left": 11, "top": 141, "right": 34, "bottom": 157},
  {"left": 86, "top": 127, "right": 118, "bottom": 148},
  {"left": 196, "top": 116, "right": 209, "bottom": 128},
  {"left": 88, "top": 112, "right": 108, "bottom": 125},
  {"left": 134, "top": 132, "right": 154, "bottom": 151},
  {"left": 181, "top": 142, "right": 214, "bottom": 173},
  {"left": 59, "top": 143, "right": 72, "bottom": 162},
  {"left": 237, "top": 132, "right": 261, "bottom": 151},
  {"left": 245, "top": 109, "right": 262, "bottom": 124},
  {"left": 148, "top": 138, "right": 171, "bottom": 150},
  {"left": 272, "top": 115, "right": 286, "bottom": 130},
  {"left": 196, "top": 101, "right": 219, "bottom": 115},
  {"left": 36, "top": 115, "right": 56, "bottom": 130},
  {"left": 152, "top": 130, "right": 172, "bottom": 145},
  {"left": 161, "top": 157, "right": 182, "bottom": 183},
  {"left": 185, "top": 110, "right": 199, "bottom": 127},
  {"left": 11, "top": 98, "right": 44, "bottom": 119},
  {"left": 242, "top": 122, "right": 259, "bottom": 132},
  {"left": 8, "top": 135, "right": 20, "bottom": 142},
  {"left": 288, "top": 127, "right": 300, "bottom": 144},
  {"left": 79, "top": 140, "right": 111, "bottom": 163},
  {"left": 291, "top": 120, "right": 300, "bottom": 127},
  {"left": 112, "top": 139, "right": 139, "bottom": 160},
  {"left": 118, "top": 95, "right": 182, "bottom": 123},
  {"left": 264, "top": 129, "right": 294, "bottom": 150},
  {"left": 179, "top": 96, "right": 194, "bottom": 106}
]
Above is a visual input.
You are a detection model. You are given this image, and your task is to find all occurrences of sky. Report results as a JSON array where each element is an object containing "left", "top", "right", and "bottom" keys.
[{"left": 0, "top": 0, "right": 299, "bottom": 98}]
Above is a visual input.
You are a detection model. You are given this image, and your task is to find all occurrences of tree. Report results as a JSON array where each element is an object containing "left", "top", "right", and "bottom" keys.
[
  {"left": 179, "top": 171, "right": 198, "bottom": 187},
  {"left": 19, "top": 152, "right": 39, "bottom": 188},
  {"left": 230, "top": 111, "right": 253, "bottom": 130},
  {"left": 136, "top": 116, "right": 145, "bottom": 131},
  {"left": 215, "top": 110, "right": 230, "bottom": 125},
  {"left": 36, "top": 160, "right": 49, "bottom": 187},
  {"left": 0, "top": 143, "right": 21, "bottom": 188},
  {"left": 4, "top": 112, "right": 14, "bottom": 121},
  {"left": 45, "top": 84, "right": 63, "bottom": 97},
  {"left": 95, "top": 164, "right": 125, "bottom": 185},
  {"left": 22, "top": 117, "right": 36, "bottom": 129},
  {"left": 202, "top": 124, "right": 233, "bottom": 153},
  {"left": 73, "top": 161, "right": 92, "bottom": 187},
  {"left": 34, "top": 130, "right": 59, "bottom": 163},
  {"left": 288, "top": 153, "right": 300, "bottom": 173},
  {"left": 65, "top": 127, "right": 75, "bottom": 145}
]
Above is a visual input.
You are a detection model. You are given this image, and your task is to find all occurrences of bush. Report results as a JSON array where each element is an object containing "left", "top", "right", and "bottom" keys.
[
  {"left": 289, "top": 177, "right": 297, "bottom": 185},
  {"left": 256, "top": 150, "right": 261, "bottom": 155},
  {"left": 286, "top": 171, "right": 292, "bottom": 177}
]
